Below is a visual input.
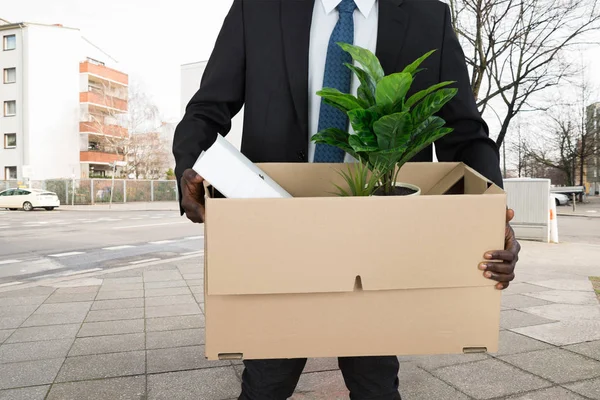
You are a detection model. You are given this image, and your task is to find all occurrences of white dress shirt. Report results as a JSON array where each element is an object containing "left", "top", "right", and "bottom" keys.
[{"left": 308, "top": 0, "right": 379, "bottom": 163}]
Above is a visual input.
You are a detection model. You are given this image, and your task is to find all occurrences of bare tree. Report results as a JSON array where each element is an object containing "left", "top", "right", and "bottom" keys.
[
  {"left": 448, "top": 0, "right": 600, "bottom": 148},
  {"left": 126, "top": 132, "right": 172, "bottom": 180}
]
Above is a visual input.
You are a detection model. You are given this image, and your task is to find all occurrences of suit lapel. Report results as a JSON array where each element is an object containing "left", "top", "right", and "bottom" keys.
[
  {"left": 281, "top": 0, "right": 315, "bottom": 138},
  {"left": 376, "top": 0, "right": 409, "bottom": 74}
]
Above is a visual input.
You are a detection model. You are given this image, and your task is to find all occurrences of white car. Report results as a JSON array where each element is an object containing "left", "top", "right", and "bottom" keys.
[
  {"left": 551, "top": 193, "right": 570, "bottom": 206},
  {"left": 0, "top": 188, "right": 60, "bottom": 211}
]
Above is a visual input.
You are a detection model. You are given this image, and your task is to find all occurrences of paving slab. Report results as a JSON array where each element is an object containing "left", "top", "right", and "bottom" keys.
[
  {"left": 144, "top": 271, "right": 183, "bottom": 282},
  {"left": 21, "top": 312, "right": 87, "bottom": 327},
  {"left": 102, "top": 277, "right": 143, "bottom": 285},
  {"left": 493, "top": 331, "right": 553, "bottom": 356},
  {"left": 525, "top": 290, "right": 599, "bottom": 305},
  {"left": 0, "top": 287, "right": 55, "bottom": 298},
  {"left": 6, "top": 324, "right": 79, "bottom": 343},
  {"left": 53, "top": 286, "right": 100, "bottom": 294},
  {"left": 69, "top": 333, "right": 145, "bottom": 356},
  {"left": 147, "top": 367, "right": 240, "bottom": 400},
  {"left": 147, "top": 345, "right": 230, "bottom": 373},
  {"left": 95, "top": 290, "right": 144, "bottom": 300},
  {"left": 0, "top": 338, "right": 73, "bottom": 363},
  {"left": 506, "top": 386, "right": 586, "bottom": 399},
  {"left": 0, "top": 358, "right": 64, "bottom": 389},
  {"left": 144, "top": 281, "right": 188, "bottom": 289},
  {"left": 145, "top": 294, "right": 196, "bottom": 307},
  {"left": 565, "top": 377, "right": 600, "bottom": 399},
  {"left": 98, "top": 283, "right": 144, "bottom": 292},
  {"left": 0, "top": 330, "right": 14, "bottom": 344},
  {"left": 0, "top": 315, "right": 30, "bottom": 330},
  {"left": 520, "top": 304, "right": 600, "bottom": 321},
  {"left": 55, "top": 350, "right": 145, "bottom": 382},
  {"left": 146, "top": 315, "right": 205, "bottom": 331},
  {"left": 500, "top": 348, "right": 600, "bottom": 384},
  {"left": 503, "top": 283, "right": 552, "bottom": 295},
  {"left": 0, "top": 295, "right": 49, "bottom": 306},
  {"left": 146, "top": 328, "right": 204, "bottom": 349},
  {"left": 528, "top": 279, "right": 594, "bottom": 291},
  {"left": 502, "top": 294, "right": 552, "bottom": 309},
  {"left": 294, "top": 370, "right": 348, "bottom": 399},
  {"left": 397, "top": 363, "right": 469, "bottom": 400},
  {"left": 85, "top": 307, "right": 144, "bottom": 322},
  {"left": 565, "top": 340, "right": 600, "bottom": 361},
  {"left": 433, "top": 358, "right": 552, "bottom": 399},
  {"left": 145, "top": 303, "right": 200, "bottom": 318},
  {"left": 77, "top": 319, "right": 145, "bottom": 337},
  {"left": 186, "top": 279, "right": 204, "bottom": 286},
  {"left": 34, "top": 302, "right": 92, "bottom": 315},
  {"left": 304, "top": 358, "right": 339, "bottom": 373},
  {"left": 0, "top": 305, "right": 38, "bottom": 317},
  {"left": 44, "top": 292, "right": 98, "bottom": 303},
  {"left": 91, "top": 298, "right": 144, "bottom": 310},
  {"left": 512, "top": 320, "right": 600, "bottom": 346},
  {"left": 0, "top": 385, "right": 50, "bottom": 400},
  {"left": 145, "top": 287, "right": 191, "bottom": 298},
  {"left": 181, "top": 273, "right": 204, "bottom": 280},
  {"left": 401, "top": 353, "right": 489, "bottom": 371},
  {"left": 500, "top": 310, "right": 557, "bottom": 330},
  {"left": 46, "top": 375, "right": 146, "bottom": 400}
]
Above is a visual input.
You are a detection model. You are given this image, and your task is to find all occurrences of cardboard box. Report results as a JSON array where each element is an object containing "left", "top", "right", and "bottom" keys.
[{"left": 203, "top": 162, "right": 506, "bottom": 360}]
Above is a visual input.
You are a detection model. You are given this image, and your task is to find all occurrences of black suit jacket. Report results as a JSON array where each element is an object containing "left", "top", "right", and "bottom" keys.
[{"left": 173, "top": 0, "right": 503, "bottom": 211}]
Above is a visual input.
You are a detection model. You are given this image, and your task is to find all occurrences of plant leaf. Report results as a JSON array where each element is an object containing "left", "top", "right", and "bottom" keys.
[
  {"left": 411, "top": 88, "right": 458, "bottom": 126},
  {"left": 399, "top": 127, "right": 454, "bottom": 165},
  {"left": 405, "top": 81, "right": 456, "bottom": 109},
  {"left": 338, "top": 42, "right": 384, "bottom": 83},
  {"left": 310, "top": 128, "right": 356, "bottom": 157},
  {"left": 375, "top": 72, "right": 412, "bottom": 112},
  {"left": 372, "top": 112, "right": 412, "bottom": 151},
  {"left": 349, "top": 135, "right": 379, "bottom": 153},
  {"left": 347, "top": 108, "right": 379, "bottom": 135},
  {"left": 317, "top": 88, "right": 365, "bottom": 112},
  {"left": 402, "top": 49, "right": 437, "bottom": 76},
  {"left": 345, "top": 64, "right": 376, "bottom": 107}
]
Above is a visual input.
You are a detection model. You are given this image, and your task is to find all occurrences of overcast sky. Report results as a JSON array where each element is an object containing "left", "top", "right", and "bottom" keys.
[{"left": 3, "top": 0, "right": 600, "bottom": 127}]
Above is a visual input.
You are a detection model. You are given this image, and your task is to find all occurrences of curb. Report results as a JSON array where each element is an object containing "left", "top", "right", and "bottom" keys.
[{"left": 557, "top": 213, "right": 600, "bottom": 219}]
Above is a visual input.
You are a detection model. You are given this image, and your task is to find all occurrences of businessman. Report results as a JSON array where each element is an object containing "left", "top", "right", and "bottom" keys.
[{"left": 173, "top": 0, "right": 521, "bottom": 399}]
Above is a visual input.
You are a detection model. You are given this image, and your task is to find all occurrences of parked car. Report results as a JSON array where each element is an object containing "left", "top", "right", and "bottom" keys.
[
  {"left": 0, "top": 189, "right": 60, "bottom": 211},
  {"left": 552, "top": 192, "right": 570, "bottom": 206}
]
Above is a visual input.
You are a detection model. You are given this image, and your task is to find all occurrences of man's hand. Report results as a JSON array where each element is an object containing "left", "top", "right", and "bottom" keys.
[
  {"left": 479, "top": 209, "right": 521, "bottom": 290},
  {"left": 181, "top": 169, "right": 206, "bottom": 223}
]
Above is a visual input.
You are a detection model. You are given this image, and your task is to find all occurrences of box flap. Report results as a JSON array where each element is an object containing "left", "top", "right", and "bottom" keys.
[{"left": 205, "top": 163, "right": 506, "bottom": 296}]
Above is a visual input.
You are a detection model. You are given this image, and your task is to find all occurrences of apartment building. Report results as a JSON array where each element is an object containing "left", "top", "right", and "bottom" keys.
[{"left": 0, "top": 20, "right": 128, "bottom": 181}]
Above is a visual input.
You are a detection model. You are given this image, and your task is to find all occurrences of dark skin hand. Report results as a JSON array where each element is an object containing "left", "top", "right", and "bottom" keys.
[
  {"left": 181, "top": 169, "right": 206, "bottom": 223},
  {"left": 181, "top": 168, "right": 521, "bottom": 289},
  {"left": 480, "top": 209, "right": 521, "bottom": 290}
]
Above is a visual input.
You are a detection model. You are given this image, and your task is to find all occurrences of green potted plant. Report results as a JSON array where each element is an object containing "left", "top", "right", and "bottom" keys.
[{"left": 311, "top": 43, "right": 458, "bottom": 196}]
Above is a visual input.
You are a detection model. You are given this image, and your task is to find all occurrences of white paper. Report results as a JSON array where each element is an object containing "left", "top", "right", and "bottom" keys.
[{"left": 192, "top": 134, "right": 292, "bottom": 199}]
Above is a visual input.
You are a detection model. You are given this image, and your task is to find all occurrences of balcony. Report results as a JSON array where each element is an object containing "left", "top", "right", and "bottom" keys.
[
  {"left": 80, "top": 151, "right": 125, "bottom": 164},
  {"left": 80, "top": 92, "right": 128, "bottom": 112},
  {"left": 80, "top": 61, "right": 128, "bottom": 86},
  {"left": 80, "top": 122, "right": 128, "bottom": 138}
]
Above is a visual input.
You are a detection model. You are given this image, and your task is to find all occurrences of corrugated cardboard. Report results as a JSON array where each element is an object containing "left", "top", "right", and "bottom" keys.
[{"left": 203, "top": 162, "right": 506, "bottom": 360}]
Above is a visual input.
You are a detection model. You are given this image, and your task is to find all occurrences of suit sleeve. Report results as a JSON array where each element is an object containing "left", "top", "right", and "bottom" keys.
[
  {"left": 172, "top": 0, "right": 246, "bottom": 214},
  {"left": 434, "top": 4, "right": 504, "bottom": 189}
]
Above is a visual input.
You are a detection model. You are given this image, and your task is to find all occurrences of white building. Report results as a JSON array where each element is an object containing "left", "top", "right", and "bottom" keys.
[
  {"left": 180, "top": 61, "right": 243, "bottom": 150},
  {"left": 0, "top": 20, "right": 128, "bottom": 182}
]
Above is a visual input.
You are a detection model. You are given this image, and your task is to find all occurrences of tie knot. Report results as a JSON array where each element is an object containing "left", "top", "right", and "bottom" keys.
[{"left": 338, "top": 0, "right": 357, "bottom": 14}]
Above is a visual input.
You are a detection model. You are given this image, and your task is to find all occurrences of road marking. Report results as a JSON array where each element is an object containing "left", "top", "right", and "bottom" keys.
[
  {"left": 149, "top": 240, "right": 175, "bottom": 245},
  {"left": 48, "top": 252, "right": 85, "bottom": 257},
  {"left": 150, "top": 216, "right": 162, "bottom": 219},
  {"left": 0, "top": 259, "right": 20, "bottom": 265},
  {"left": 181, "top": 250, "right": 204, "bottom": 256},
  {"left": 77, "top": 218, "right": 92, "bottom": 221},
  {"left": 63, "top": 268, "right": 102, "bottom": 276},
  {"left": 184, "top": 236, "right": 204, "bottom": 240},
  {"left": 113, "top": 221, "right": 187, "bottom": 230},
  {"left": 0, "top": 281, "right": 22, "bottom": 288},
  {"left": 130, "top": 217, "right": 143, "bottom": 220},
  {"left": 0, "top": 225, "right": 9, "bottom": 229},
  {"left": 129, "top": 258, "right": 161, "bottom": 265},
  {"left": 103, "top": 245, "right": 135, "bottom": 251}
]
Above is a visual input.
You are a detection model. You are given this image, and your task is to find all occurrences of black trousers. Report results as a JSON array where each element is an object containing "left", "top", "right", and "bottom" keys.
[{"left": 238, "top": 356, "right": 401, "bottom": 400}]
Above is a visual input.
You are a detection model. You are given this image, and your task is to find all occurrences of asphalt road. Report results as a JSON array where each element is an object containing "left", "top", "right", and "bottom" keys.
[
  {"left": 0, "top": 208, "right": 203, "bottom": 286},
  {"left": 557, "top": 215, "right": 600, "bottom": 245}
]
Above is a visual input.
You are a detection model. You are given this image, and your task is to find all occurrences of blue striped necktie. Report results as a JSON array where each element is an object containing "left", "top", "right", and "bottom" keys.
[{"left": 313, "top": 0, "right": 357, "bottom": 163}]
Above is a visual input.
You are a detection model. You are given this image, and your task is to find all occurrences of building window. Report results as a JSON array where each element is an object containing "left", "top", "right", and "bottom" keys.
[
  {"left": 4, "top": 133, "right": 16, "bottom": 148},
  {"left": 4, "top": 101, "right": 16, "bottom": 116},
  {"left": 3, "top": 68, "right": 16, "bottom": 84},
  {"left": 3, "top": 35, "right": 16, "bottom": 51},
  {"left": 5, "top": 166, "right": 17, "bottom": 180}
]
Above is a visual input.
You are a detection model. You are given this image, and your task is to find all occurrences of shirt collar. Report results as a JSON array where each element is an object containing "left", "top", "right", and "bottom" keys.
[{"left": 321, "top": 0, "right": 377, "bottom": 18}]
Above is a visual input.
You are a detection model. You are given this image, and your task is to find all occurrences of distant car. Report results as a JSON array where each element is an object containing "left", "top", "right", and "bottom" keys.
[
  {"left": 0, "top": 188, "right": 60, "bottom": 211},
  {"left": 552, "top": 193, "right": 570, "bottom": 206}
]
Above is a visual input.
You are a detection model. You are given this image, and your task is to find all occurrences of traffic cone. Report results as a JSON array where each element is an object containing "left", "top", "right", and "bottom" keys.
[{"left": 549, "top": 195, "right": 559, "bottom": 243}]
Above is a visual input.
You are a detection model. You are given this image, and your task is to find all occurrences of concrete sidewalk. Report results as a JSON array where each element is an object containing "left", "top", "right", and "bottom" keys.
[
  {"left": 59, "top": 201, "right": 179, "bottom": 212},
  {"left": 0, "top": 241, "right": 599, "bottom": 399},
  {"left": 558, "top": 196, "right": 600, "bottom": 218}
]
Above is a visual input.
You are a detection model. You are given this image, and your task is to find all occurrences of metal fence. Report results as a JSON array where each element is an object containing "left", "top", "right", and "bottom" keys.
[{"left": 0, "top": 179, "right": 178, "bottom": 205}]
